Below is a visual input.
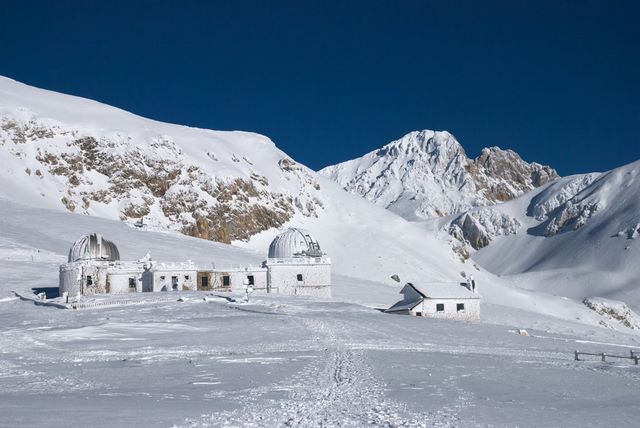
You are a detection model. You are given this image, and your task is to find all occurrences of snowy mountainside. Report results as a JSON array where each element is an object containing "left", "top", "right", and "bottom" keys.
[
  {"left": 319, "top": 129, "right": 558, "bottom": 220},
  {"left": 3, "top": 76, "right": 640, "bottom": 327},
  {"left": 0, "top": 76, "right": 469, "bottom": 287},
  {"left": 442, "top": 160, "right": 640, "bottom": 310},
  {"left": 0, "top": 76, "right": 323, "bottom": 243}
]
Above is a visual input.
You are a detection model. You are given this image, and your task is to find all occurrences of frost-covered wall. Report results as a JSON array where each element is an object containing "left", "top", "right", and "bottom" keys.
[
  {"left": 60, "top": 261, "right": 147, "bottom": 295},
  {"left": 229, "top": 269, "right": 268, "bottom": 293},
  {"left": 197, "top": 268, "right": 268, "bottom": 292},
  {"left": 59, "top": 263, "right": 83, "bottom": 296},
  {"left": 59, "top": 261, "right": 110, "bottom": 296},
  {"left": 143, "top": 264, "right": 197, "bottom": 292},
  {"left": 266, "top": 259, "right": 331, "bottom": 298},
  {"left": 410, "top": 298, "right": 480, "bottom": 321},
  {"left": 107, "top": 268, "right": 143, "bottom": 293}
]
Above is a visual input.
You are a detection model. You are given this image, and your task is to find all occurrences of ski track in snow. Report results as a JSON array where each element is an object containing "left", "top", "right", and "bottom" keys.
[{"left": 183, "top": 317, "right": 461, "bottom": 427}]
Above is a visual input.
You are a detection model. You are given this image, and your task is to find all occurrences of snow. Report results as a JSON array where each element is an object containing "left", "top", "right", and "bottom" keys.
[
  {"left": 320, "top": 130, "right": 557, "bottom": 220},
  {"left": 0, "top": 199, "right": 639, "bottom": 426},
  {"left": 410, "top": 282, "right": 479, "bottom": 299},
  {"left": 0, "top": 76, "right": 472, "bottom": 289},
  {"left": 583, "top": 297, "right": 640, "bottom": 330},
  {"left": 1, "top": 77, "right": 640, "bottom": 426},
  {"left": 469, "top": 160, "right": 640, "bottom": 311}
]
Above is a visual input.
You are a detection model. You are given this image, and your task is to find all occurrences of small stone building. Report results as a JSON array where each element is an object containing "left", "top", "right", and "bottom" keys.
[
  {"left": 386, "top": 282, "right": 480, "bottom": 321},
  {"left": 264, "top": 228, "right": 331, "bottom": 297}
]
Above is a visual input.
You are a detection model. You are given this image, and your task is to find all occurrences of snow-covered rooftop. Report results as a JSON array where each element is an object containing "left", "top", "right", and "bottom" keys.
[{"left": 407, "top": 282, "right": 479, "bottom": 299}]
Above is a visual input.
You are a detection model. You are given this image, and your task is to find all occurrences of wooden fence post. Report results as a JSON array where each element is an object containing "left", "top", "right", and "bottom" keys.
[
  {"left": 601, "top": 353, "right": 606, "bottom": 362},
  {"left": 574, "top": 350, "right": 579, "bottom": 361}
]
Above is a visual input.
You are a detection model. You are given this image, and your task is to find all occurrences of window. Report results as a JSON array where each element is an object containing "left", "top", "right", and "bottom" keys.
[
  {"left": 86, "top": 275, "right": 93, "bottom": 286},
  {"left": 436, "top": 303, "right": 444, "bottom": 312},
  {"left": 296, "top": 274, "right": 303, "bottom": 282},
  {"left": 415, "top": 312, "right": 422, "bottom": 317},
  {"left": 160, "top": 275, "right": 165, "bottom": 280},
  {"left": 128, "top": 278, "right": 136, "bottom": 289},
  {"left": 457, "top": 303, "right": 465, "bottom": 312},
  {"left": 172, "top": 276, "right": 178, "bottom": 290},
  {"left": 223, "top": 275, "right": 230, "bottom": 287},
  {"left": 247, "top": 275, "right": 254, "bottom": 285},
  {"left": 184, "top": 275, "right": 190, "bottom": 280},
  {"left": 201, "top": 276, "right": 209, "bottom": 288}
]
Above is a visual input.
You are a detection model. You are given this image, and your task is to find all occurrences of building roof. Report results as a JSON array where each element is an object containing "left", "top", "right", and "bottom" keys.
[
  {"left": 385, "top": 300, "right": 421, "bottom": 313},
  {"left": 268, "top": 228, "right": 324, "bottom": 259},
  {"left": 68, "top": 233, "right": 120, "bottom": 263},
  {"left": 405, "top": 282, "right": 479, "bottom": 299}
]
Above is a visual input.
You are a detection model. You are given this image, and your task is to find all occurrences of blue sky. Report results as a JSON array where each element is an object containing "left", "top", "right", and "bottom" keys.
[{"left": 1, "top": 1, "right": 638, "bottom": 175}]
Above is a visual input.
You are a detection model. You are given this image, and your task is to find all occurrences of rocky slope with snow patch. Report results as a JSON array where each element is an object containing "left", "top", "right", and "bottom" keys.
[
  {"left": 319, "top": 130, "right": 558, "bottom": 220},
  {"left": 583, "top": 297, "right": 640, "bottom": 330},
  {"left": 0, "top": 78, "right": 327, "bottom": 244}
]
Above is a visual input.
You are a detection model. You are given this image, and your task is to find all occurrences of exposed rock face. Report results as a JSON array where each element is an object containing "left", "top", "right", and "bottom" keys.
[
  {"left": 525, "top": 172, "right": 610, "bottom": 237},
  {"left": 526, "top": 173, "right": 600, "bottom": 222},
  {"left": 320, "top": 130, "right": 559, "bottom": 220},
  {"left": 448, "top": 209, "right": 522, "bottom": 250},
  {"left": 583, "top": 297, "right": 640, "bottom": 330},
  {"left": 0, "top": 114, "right": 324, "bottom": 245},
  {"left": 468, "top": 147, "right": 558, "bottom": 202}
]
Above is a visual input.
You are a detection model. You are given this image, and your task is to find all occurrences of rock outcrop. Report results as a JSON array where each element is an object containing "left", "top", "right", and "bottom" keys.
[{"left": 0, "top": 113, "right": 324, "bottom": 245}]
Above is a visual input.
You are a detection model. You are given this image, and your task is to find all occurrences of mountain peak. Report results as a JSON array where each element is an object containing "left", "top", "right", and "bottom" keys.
[{"left": 320, "top": 130, "right": 559, "bottom": 219}]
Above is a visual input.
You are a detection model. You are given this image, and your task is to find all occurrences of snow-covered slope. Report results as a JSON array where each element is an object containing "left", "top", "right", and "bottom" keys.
[
  {"left": 3, "top": 76, "right": 639, "bottom": 330},
  {"left": 319, "top": 130, "right": 558, "bottom": 220},
  {"left": 0, "top": 76, "right": 468, "bottom": 287},
  {"left": 2, "top": 206, "right": 639, "bottom": 428},
  {"left": 0, "top": 76, "right": 324, "bottom": 243},
  {"left": 440, "top": 160, "right": 640, "bottom": 310},
  {"left": 3, "top": 81, "right": 640, "bottom": 428},
  {"left": 1, "top": 196, "right": 633, "bottom": 332},
  {"left": 320, "top": 127, "right": 639, "bottom": 312}
]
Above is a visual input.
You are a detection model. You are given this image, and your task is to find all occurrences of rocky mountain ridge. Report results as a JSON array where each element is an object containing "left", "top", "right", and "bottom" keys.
[{"left": 319, "top": 130, "right": 558, "bottom": 220}]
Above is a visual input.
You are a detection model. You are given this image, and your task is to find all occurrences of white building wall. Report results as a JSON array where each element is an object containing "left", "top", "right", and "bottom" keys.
[
  {"left": 146, "top": 269, "right": 197, "bottom": 292},
  {"left": 107, "top": 271, "right": 143, "bottom": 293},
  {"left": 59, "top": 262, "right": 109, "bottom": 296},
  {"left": 59, "top": 263, "right": 82, "bottom": 296},
  {"left": 228, "top": 270, "right": 268, "bottom": 293},
  {"left": 267, "top": 262, "right": 331, "bottom": 298},
  {"left": 410, "top": 298, "right": 480, "bottom": 321},
  {"left": 60, "top": 261, "right": 146, "bottom": 296}
]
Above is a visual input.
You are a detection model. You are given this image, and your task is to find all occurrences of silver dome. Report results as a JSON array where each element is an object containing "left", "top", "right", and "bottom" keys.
[
  {"left": 268, "top": 228, "right": 323, "bottom": 259},
  {"left": 68, "top": 233, "right": 120, "bottom": 263}
]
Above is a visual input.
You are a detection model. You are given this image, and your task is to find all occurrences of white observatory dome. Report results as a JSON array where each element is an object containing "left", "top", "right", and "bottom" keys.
[
  {"left": 268, "top": 228, "right": 323, "bottom": 259},
  {"left": 68, "top": 233, "right": 120, "bottom": 263}
]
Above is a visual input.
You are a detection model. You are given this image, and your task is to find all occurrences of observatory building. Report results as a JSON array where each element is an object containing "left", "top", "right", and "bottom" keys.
[
  {"left": 59, "top": 227, "right": 331, "bottom": 298},
  {"left": 59, "top": 233, "right": 144, "bottom": 296},
  {"left": 264, "top": 228, "right": 331, "bottom": 297}
]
